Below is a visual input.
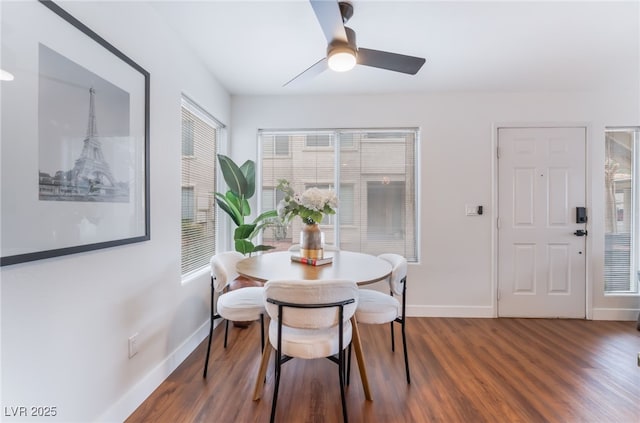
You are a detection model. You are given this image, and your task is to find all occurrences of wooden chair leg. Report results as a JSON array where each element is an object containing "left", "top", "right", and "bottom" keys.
[{"left": 350, "top": 316, "right": 372, "bottom": 400}]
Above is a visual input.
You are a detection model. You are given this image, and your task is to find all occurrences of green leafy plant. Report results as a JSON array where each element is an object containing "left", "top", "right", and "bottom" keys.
[
  {"left": 276, "top": 179, "right": 337, "bottom": 225},
  {"left": 215, "top": 154, "right": 276, "bottom": 255}
]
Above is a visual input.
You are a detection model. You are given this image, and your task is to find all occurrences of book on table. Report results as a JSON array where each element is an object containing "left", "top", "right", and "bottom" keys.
[{"left": 290, "top": 255, "right": 333, "bottom": 266}]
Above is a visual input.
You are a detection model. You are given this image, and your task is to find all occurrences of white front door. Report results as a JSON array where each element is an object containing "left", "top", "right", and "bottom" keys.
[{"left": 498, "top": 127, "right": 587, "bottom": 318}]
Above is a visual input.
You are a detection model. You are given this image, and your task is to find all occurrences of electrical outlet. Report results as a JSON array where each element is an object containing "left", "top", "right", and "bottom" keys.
[
  {"left": 465, "top": 204, "right": 478, "bottom": 216},
  {"left": 128, "top": 333, "right": 139, "bottom": 358}
]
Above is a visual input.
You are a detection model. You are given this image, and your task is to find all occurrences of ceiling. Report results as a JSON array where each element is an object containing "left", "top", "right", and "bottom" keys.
[{"left": 150, "top": 0, "right": 640, "bottom": 96}]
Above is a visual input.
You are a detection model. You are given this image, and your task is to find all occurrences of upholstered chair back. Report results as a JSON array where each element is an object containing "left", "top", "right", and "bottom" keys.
[
  {"left": 210, "top": 251, "right": 245, "bottom": 292},
  {"left": 378, "top": 253, "right": 408, "bottom": 296},
  {"left": 264, "top": 279, "right": 358, "bottom": 330}
]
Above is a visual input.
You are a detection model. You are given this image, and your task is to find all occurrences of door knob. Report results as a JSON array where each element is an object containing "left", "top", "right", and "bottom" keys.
[{"left": 573, "top": 229, "right": 588, "bottom": 237}]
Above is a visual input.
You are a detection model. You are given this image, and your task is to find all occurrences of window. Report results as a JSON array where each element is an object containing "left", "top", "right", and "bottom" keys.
[
  {"left": 305, "top": 134, "right": 332, "bottom": 148},
  {"left": 181, "top": 96, "right": 222, "bottom": 275},
  {"left": 339, "top": 184, "right": 354, "bottom": 226},
  {"left": 302, "top": 134, "right": 355, "bottom": 149},
  {"left": 260, "top": 129, "right": 418, "bottom": 261},
  {"left": 262, "top": 187, "right": 288, "bottom": 241},
  {"left": 263, "top": 134, "right": 290, "bottom": 156},
  {"left": 604, "top": 127, "right": 640, "bottom": 293},
  {"left": 182, "top": 187, "right": 195, "bottom": 220},
  {"left": 182, "top": 119, "right": 194, "bottom": 156},
  {"left": 367, "top": 181, "right": 405, "bottom": 240},
  {"left": 262, "top": 187, "right": 286, "bottom": 213}
]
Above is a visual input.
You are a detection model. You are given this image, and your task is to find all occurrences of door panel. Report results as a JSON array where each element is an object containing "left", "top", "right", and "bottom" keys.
[
  {"left": 514, "top": 244, "right": 535, "bottom": 293},
  {"left": 498, "top": 127, "right": 586, "bottom": 318},
  {"left": 548, "top": 243, "right": 570, "bottom": 293}
]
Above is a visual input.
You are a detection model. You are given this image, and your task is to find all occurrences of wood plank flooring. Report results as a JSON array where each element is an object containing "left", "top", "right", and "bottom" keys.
[{"left": 126, "top": 318, "right": 640, "bottom": 423}]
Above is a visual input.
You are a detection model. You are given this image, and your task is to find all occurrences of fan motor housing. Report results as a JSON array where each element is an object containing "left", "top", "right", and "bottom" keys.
[
  {"left": 338, "top": 1, "right": 354, "bottom": 23},
  {"left": 327, "top": 26, "right": 357, "bottom": 57}
]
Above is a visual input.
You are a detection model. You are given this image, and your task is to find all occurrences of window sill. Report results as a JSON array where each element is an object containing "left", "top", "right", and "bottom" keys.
[{"left": 181, "top": 266, "right": 210, "bottom": 286}]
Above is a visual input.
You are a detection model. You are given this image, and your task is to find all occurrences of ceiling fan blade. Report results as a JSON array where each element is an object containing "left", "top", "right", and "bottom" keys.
[
  {"left": 310, "top": 0, "right": 348, "bottom": 43},
  {"left": 283, "top": 57, "right": 329, "bottom": 87},
  {"left": 357, "top": 48, "right": 426, "bottom": 75}
]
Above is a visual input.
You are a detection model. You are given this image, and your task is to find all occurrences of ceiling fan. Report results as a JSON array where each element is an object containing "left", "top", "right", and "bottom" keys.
[{"left": 284, "top": 0, "right": 426, "bottom": 87}]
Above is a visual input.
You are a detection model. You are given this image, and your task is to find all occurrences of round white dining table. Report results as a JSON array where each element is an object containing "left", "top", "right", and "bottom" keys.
[{"left": 237, "top": 250, "right": 392, "bottom": 402}]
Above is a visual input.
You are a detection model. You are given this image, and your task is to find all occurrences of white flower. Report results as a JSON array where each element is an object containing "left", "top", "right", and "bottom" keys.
[
  {"left": 301, "top": 187, "right": 325, "bottom": 211},
  {"left": 276, "top": 179, "right": 338, "bottom": 225}
]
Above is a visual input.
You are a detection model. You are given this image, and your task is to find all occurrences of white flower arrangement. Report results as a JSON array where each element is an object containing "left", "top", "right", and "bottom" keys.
[{"left": 276, "top": 179, "right": 337, "bottom": 225}]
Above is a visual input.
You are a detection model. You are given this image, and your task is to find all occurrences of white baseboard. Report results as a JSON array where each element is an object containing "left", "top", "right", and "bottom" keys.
[
  {"left": 97, "top": 321, "right": 210, "bottom": 422},
  {"left": 407, "top": 305, "right": 639, "bottom": 321},
  {"left": 591, "top": 308, "right": 640, "bottom": 321},
  {"left": 407, "top": 305, "right": 495, "bottom": 318}
]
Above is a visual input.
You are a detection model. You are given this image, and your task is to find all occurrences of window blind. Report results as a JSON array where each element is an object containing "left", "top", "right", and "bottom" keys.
[
  {"left": 260, "top": 129, "right": 418, "bottom": 261},
  {"left": 604, "top": 128, "right": 639, "bottom": 293},
  {"left": 181, "top": 97, "right": 220, "bottom": 275}
]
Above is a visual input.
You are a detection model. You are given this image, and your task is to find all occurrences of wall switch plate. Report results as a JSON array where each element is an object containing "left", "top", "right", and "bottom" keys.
[
  {"left": 465, "top": 204, "right": 478, "bottom": 216},
  {"left": 128, "top": 333, "right": 139, "bottom": 358}
]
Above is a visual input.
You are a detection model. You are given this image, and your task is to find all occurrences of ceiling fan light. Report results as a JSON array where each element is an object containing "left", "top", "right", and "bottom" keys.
[{"left": 328, "top": 49, "right": 356, "bottom": 72}]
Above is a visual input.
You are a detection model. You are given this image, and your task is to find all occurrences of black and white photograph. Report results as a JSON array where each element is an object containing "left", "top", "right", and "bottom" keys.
[{"left": 38, "top": 44, "right": 131, "bottom": 203}]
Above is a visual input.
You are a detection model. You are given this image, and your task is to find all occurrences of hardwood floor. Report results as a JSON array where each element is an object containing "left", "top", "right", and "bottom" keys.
[{"left": 126, "top": 318, "right": 640, "bottom": 423}]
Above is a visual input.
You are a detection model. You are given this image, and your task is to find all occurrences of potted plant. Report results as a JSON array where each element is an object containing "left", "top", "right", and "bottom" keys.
[{"left": 215, "top": 154, "right": 276, "bottom": 255}]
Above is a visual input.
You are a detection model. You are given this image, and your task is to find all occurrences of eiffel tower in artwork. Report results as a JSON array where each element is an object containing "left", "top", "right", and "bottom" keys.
[{"left": 71, "top": 87, "right": 118, "bottom": 191}]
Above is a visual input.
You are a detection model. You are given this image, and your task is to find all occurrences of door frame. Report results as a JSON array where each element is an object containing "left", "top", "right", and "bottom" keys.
[{"left": 492, "top": 122, "right": 592, "bottom": 319}]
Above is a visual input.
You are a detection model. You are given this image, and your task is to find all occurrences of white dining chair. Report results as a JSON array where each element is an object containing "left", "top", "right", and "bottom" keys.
[
  {"left": 202, "top": 251, "right": 265, "bottom": 378},
  {"left": 350, "top": 253, "right": 410, "bottom": 384},
  {"left": 263, "top": 278, "right": 358, "bottom": 423}
]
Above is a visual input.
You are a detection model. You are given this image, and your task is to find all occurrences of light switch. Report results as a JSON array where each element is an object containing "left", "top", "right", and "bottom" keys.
[{"left": 465, "top": 205, "right": 478, "bottom": 216}]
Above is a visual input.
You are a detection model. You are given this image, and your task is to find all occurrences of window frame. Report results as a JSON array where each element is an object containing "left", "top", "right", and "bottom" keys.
[{"left": 604, "top": 126, "right": 640, "bottom": 295}]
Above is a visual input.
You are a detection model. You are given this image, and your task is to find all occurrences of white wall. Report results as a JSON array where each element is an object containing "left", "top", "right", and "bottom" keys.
[
  {"left": 1, "top": 1, "right": 229, "bottom": 421},
  {"left": 231, "top": 89, "right": 640, "bottom": 319}
]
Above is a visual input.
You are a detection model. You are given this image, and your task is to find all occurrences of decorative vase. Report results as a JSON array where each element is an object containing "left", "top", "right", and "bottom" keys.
[{"left": 300, "top": 223, "right": 324, "bottom": 259}]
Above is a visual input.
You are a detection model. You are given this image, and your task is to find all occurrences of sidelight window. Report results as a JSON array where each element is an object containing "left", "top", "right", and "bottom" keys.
[{"left": 604, "top": 127, "right": 640, "bottom": 293}]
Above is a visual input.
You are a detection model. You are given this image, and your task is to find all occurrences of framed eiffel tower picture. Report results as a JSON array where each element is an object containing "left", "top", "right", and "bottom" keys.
[{"left": 0, "top": 0, "right": 150, "bottom": 266}]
